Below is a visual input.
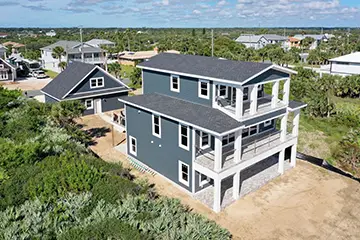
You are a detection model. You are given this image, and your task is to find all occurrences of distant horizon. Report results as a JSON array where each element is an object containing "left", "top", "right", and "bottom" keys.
[{"left": 1, "top": 0, "right": 360, "bottom": 28}]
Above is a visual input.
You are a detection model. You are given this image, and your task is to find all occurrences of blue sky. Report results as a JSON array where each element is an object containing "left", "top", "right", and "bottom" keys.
[{"left": 1, "top": 0, "right": 360, "bottom": 28}]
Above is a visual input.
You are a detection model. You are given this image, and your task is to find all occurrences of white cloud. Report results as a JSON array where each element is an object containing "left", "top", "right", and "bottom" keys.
[{"left": 193, "top": 9, "right": 201, "bottom": 14}]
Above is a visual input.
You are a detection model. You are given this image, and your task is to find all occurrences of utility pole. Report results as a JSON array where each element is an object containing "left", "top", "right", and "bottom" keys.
[
  {"left": 211, "top": 29, "right": 214, "bottom": 57},
  {"left": 80, "top": 27, "right": 83, "bottom": 43}
]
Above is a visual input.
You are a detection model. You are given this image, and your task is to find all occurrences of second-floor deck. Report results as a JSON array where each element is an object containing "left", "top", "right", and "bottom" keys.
[{"left": 195, "top": 129, "right": 296, "bottom": 172}]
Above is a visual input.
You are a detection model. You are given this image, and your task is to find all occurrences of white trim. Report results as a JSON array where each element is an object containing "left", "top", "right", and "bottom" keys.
[
  {"left": 170, "top": 74, "right": 180, "bottom": 93},
  {"left": 199, "top": 173, "right": 211, "bottom": 187},
  {"left": 152, "top": 114, "right": 161, "bottom": 138},
  {"left": 178, "top": 124, "right": 190, "bottom": 151},
  {"left": 241, "top": 65, "right": 296, "bottom": 86},
  {"left": 191, "top": 128, "right": 196, "bottom": 193},
  {"left": 84, "top": 99, "right": 93, "bottom": 110},
  {"left": 238, "top": 65, "right": 273, "bottom": 86},
  {"left": 198, "top": 79, "right": 210, "bottom": 99},
  {"left": 41, "top": 91, "right": 62, "bottom": 101},
  {"left": 129, "top": 135, "right": 137, "bottom": 156},
  {"left": 263, "top": 120, "right": 272, "bottom": 127},
  {"left": 288, "top": 104, "right": 307, "bottom": 112},
  {"left": 65, "top": 89, "right": 129, "bottom": 100},
  {"left": 95, "top": 65, "right": 131, "bottom": 90},
  {"left": 0, "top": 59, "right": 15, "bottom": 70},
  {"left": 71, "top": 87, "right": 126, "bottom": 96},
  {"left": 0, "top": 71, "right": 8, "bottom": 80},
  {"left": 0, "top": 64, "right": 3, "bottom": 69},
  {"left": 125, "top": 105, "right": 128, "bottom": 156},
  {"left": 90, "top": 77, "right": 105, "bottom": 89},
  {"left": 178, "top": 160, "right": 190, "bottom": 186},
  {"left": 119, "top": 98, "right": 223, "bottom": 137},
  {"left": 138, "top": 65, "right": 243, "bottom": 87},
  {"left": 200, "top": 131, "right": 210, "bottom": 149}
]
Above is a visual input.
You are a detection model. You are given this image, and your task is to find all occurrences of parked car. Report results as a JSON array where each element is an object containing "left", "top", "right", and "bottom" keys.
[{"left": 33, "top": 70, "right": 47, "bottom": 79}]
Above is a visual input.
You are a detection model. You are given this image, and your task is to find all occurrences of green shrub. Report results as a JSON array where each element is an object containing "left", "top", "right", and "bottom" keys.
[{"left": 59, "top": 218, "right": 146, "bottom": 240}]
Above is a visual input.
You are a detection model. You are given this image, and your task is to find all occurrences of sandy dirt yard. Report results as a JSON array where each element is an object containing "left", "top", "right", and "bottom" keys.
[
  {"left": 1, "top": 78, "right": 52, "bottom": 91},
  {"left": 79, "top": 115, "right": 360, "bottom": 240}
]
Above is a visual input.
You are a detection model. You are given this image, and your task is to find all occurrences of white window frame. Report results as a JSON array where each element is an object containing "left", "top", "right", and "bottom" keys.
[
  {"left": 90, "top": 77, "right": 105, "bottom": 89},
  {"left": 249, "top": 125, "right": 258, "bottom": 136},
  {"left": 0, "top": 71, "right": 8, "bottom": 80},
  {"left": 200, "top": 131, "right": 210, "bottom": 149},
  {"left": 129, "top": 136, "right": 137, "bottom": 156},
  {"left": 84, "top": 99, "right": 93, "bottom": 110},
  {"left": 178, "top": 124, "right": 190, "bottom": 151},
  {"left": 198, "top": 79, "right": 210, "bottom": 99},
  {"left": 264, "top": 120, "right": 272, "bottom": 127},
  {"left": 170, "top": 74, "right": 180, "bottom": 93},
  {"left": 222, "top": 133, "right": 235, "bottom": 146},
  {"left": 152, "top": 114, "right": 161, "bottom": 138},
  {"left": 218, "top": 85, "right": 228, "bottom": 97},
  {"left": 178, "top": 160, "right": 189, "bottom": 186},
  {"left": 0, "top": 64, "right": 4, "bottom": 69},
  {"left": 199, "top": 173, "right": 211, "bottom": 187}
]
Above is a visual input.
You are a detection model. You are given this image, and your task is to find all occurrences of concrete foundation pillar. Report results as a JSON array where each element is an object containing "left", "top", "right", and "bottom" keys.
[{"left": 278, "top": 149, "right": 285, "bottom": 174}]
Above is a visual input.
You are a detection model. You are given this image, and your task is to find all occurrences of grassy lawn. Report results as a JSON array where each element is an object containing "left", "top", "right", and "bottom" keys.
[
  {"left": 120, "top": 65, "right": 135, "bottom": 78},
  {"left": 43, "top": 69, "right": 59, "bottom": 79}
]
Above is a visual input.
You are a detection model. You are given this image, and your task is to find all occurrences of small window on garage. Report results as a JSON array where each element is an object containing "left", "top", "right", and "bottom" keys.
[{"left": 84, "top": 99, "right": 93, "bottom": 109}]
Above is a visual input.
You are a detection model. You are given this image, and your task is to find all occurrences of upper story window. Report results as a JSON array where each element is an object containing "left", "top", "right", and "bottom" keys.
[
  {"left": 178, "top": 124, "right": 189, "bottom": 151},
  {"left": 198, "top": 80, "right": 210, "bottom": 99},
  {"left": 152, "top": 115, "right": 161, "bottom": 138},
  {"left": 222, "top": 133, "right": 235, "bottom": 146},
  {"left": 200, "top": 131, "right": 210, "bottom": 149},
  {"left": 170, "top": 75, "right": 180, "bottom": 92},
  {"left": 90, "top": 77, "right": 104, "bottom": 89}
]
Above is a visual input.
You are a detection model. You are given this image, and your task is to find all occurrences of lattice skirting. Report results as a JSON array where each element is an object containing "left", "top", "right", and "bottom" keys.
[{"left": 127, "top": 156, "right": 156, "bottom": 176}]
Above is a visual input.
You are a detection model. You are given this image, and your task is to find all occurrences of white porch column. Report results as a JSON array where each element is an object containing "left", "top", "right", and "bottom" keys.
[
  {"left": 214, "top": 136, "right": 223, "bottom": 172},
  {"left": 282, "top": 78, "right": 290, "bottom": 105},
  {"left": 235, "top": 87, "right": 243, "bottom": 119},
  {"left": 290, "top": 144, "right": 297, "bottom": 167},
  {"left": 233, "top": 171, "right": 240, "bottom": 200},
  {"left": 292, "top": 109, "right": 300, "bottom": 137},
  {"left": 250, "top": 84, "right": 258, "bottom": 115},
  {"left": 272, "top": 80, "right": 280, "bottom": 108},
  {"left": 92, "top": 53, "right": 95, "bottom": 62},
  {"left": 213, "top": 177, "right": 221, "bottom": 213},
  {"left": 234, "top": 130, "right": 242, "bottom": 163},
  {"left": 278, "top": 149, "right": 285, "bottom": 174},
  {"left": 280, "top": 114, "right": 288, "bottom": 142}
]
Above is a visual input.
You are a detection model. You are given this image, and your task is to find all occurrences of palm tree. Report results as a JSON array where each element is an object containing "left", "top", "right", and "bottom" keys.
[
  {"left": 58, "top": 62, "right": 67, "bottom": 71},
  {"left": 52, "top": 46, "right": 65, "bottom": 70},
  {"left": 108, "top": 62, "right": 122, "bottom": 79}
]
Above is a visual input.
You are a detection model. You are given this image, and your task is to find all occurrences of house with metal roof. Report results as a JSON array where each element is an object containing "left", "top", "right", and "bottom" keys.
[
  {"left": 40, "top": 40, "right": 106, "bottom": 73},
  {"left": 117, "top": 53, "right": 306, "bottom": 212},
  {"left": 86, "top": 39, "right": 115, "bottom": 48},
  {"left": 41, "top": 61, "right": 130, "bottom": 115}
]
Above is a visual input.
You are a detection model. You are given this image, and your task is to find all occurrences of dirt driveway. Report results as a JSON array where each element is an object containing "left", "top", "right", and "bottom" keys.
[
  {"left": 1, "top": 77, "right": 52, "bottom": 91},
  {"left": 79, "top": 115, "right": 360, "bottom": 240}
]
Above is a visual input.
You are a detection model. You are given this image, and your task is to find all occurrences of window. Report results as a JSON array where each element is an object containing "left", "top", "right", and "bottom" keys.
[
  {"left": 179, "top": 124, "right": 189, "bottom": 150},
  {"left": 243, "top": 87, "right": 249, "bottom": 101},
  {"left": 198, "top": 80, "right": 209, "bottom": 99},
  {"left": 242, "top": 128, "right": 250, "bottom": 138},
  {"left": 199, "top": 174, "right": 210, "bottom": 187},
  {"left": 170, "top": 75, "right": 180, "bottom": 92},
  {"left": 152, "top": 115, "right": 161, "bottom": 138},
  {"left": 250, "top": 125, "right": 258, "bottom": 136},
  {"left": 129, "top": 136, "right": 137, "bottom": 156},
  {"left": 84, "top": 99, "right": 93, "bottom": 109},
  {"left": 264, "top": 120, "right": 272, "bottom": 127},
  {"left": 218, "top": 85, "right": 227, "bottom": 97},
  {"left": 0, "top": 64, "right": 3, "bottom": 69},
  {"left": 90, "top": 77, "right": 104, "bottom": 89},
  {"left": 200, "top": 131, "right": 209, "bottom": 149},
  {"left": 178, "top": 161, "right": 189, "bottom": 186},
  {"left": 222, "top": 133, "right": 235, "bottom": 146}
]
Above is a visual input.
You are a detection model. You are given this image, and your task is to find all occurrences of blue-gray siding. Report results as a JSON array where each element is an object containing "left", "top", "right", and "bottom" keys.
[
  {"left": 126, "top": 104, "right": 193, "bottom": 192},
  {"left": 143, "top": 69, "right": 213, "bottom": 107},
  {"left": 71, "top": 68, "right": 126, "bottom": 94},
  {"left": 244, "top": 69, "right": 289, "bottom": 86}
]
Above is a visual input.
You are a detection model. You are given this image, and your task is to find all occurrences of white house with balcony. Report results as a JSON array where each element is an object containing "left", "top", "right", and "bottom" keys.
[
  {"left": 119, "top": 53, "right": 307, "bottom": 212},
  {"left": 40, "top": 40, "right": 106, "bottom": 73}
]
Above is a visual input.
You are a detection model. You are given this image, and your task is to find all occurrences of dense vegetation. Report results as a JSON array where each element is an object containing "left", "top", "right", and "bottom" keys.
[{"left": 0, "top": 87, "right": 231, "bottom": 239}]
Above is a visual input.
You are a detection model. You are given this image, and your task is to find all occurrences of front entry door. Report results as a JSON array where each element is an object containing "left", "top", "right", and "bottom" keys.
[{"left": 94, "top": 99, "right": 102, "bottom": 114}]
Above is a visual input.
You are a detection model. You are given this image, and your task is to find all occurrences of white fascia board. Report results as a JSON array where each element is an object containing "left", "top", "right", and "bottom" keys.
[
  {"left": 95, "top": 65, "right": 131, "bottom": 90},
  {"left": 137, "top": 65, "right": 243, "bottom": 87},
  {"left": 64, "top": 89, "right": 129, "bottom": 101},
  {"left": 118, "top": 98, "right": 223, "bottom": 137},
  {"left": 40, "top": 90, "right": 61, "bottom": 101}
]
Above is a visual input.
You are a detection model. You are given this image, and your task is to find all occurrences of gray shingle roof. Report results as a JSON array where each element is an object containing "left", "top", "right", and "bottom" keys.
[
  {"left": 120, "top": 93, "right": 242, "bottom": 134},
  {"left": 138, "top": 53, "right": 272, "bottom": 84},
  {"left": 288, "top": 100, "right": 307, "bottom": 111},
  {"left": 235, "top": 34, "right": 266, "bottom": 43},
  {"left": 40, "top": 40, "right": 81, "bottom": 50},
  {"left": 41, "top": 61, "right": 96, "bottom": 100}
]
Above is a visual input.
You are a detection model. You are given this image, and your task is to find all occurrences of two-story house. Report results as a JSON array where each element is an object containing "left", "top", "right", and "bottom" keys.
[
  {"left": 40, "top": 40, "right": 106, "bottom": 73},
  {"left": 119, "top": 53, "right": 306, "bottom": 212},
  {"left": 41, "top": 61, "right": 130, "bottom": 115}
]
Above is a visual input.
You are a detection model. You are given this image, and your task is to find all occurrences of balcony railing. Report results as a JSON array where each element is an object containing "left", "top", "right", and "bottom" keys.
[{"left": 194, "top": 130, "right": 294, "bottom": 172}]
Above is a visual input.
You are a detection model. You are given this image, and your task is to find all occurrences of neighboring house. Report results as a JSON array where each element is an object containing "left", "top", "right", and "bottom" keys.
[
  {"left": 293, "top": 34, "right": 330, "bottom": 50},
  {"left": 235, "top": 34, "right": 269, "bottom": 49},
  {"left": 0, "top": 33, "right": 8, "bottom": 38},
  {"left": 2, "top": 41, "right": 25, "bottom": 48},
  {"left": 263, "top": 34, "right": 288, "bottom": 47},
  {"left": 45, "top": 30, "right": 56, "bottom": 37},
  {"left": 119, "top": 53, "right": 306, "bottom": 212},
  {"left": 0, "top": 44, "right": 6, "bottom": 59},
  {"left": 40, "top": 40, "right": 106, "bottom": 73},
  {"left": 118, "top": 48, "right": 180, "bottom": 66},
  {"left": 0, "top": 58, "right": 17, "bottom": 81},
  {"left": 41, "top": 61, "right": 130, "bottom": 115},
  {"left": 328, "top": 52, "right": 360, "bottom": 76},
  {"left": 288, "top": 37, "right": 301, "bottom": 49},
  {"left": 86, "top": 39, "right": 116, "bottom": 48}
]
